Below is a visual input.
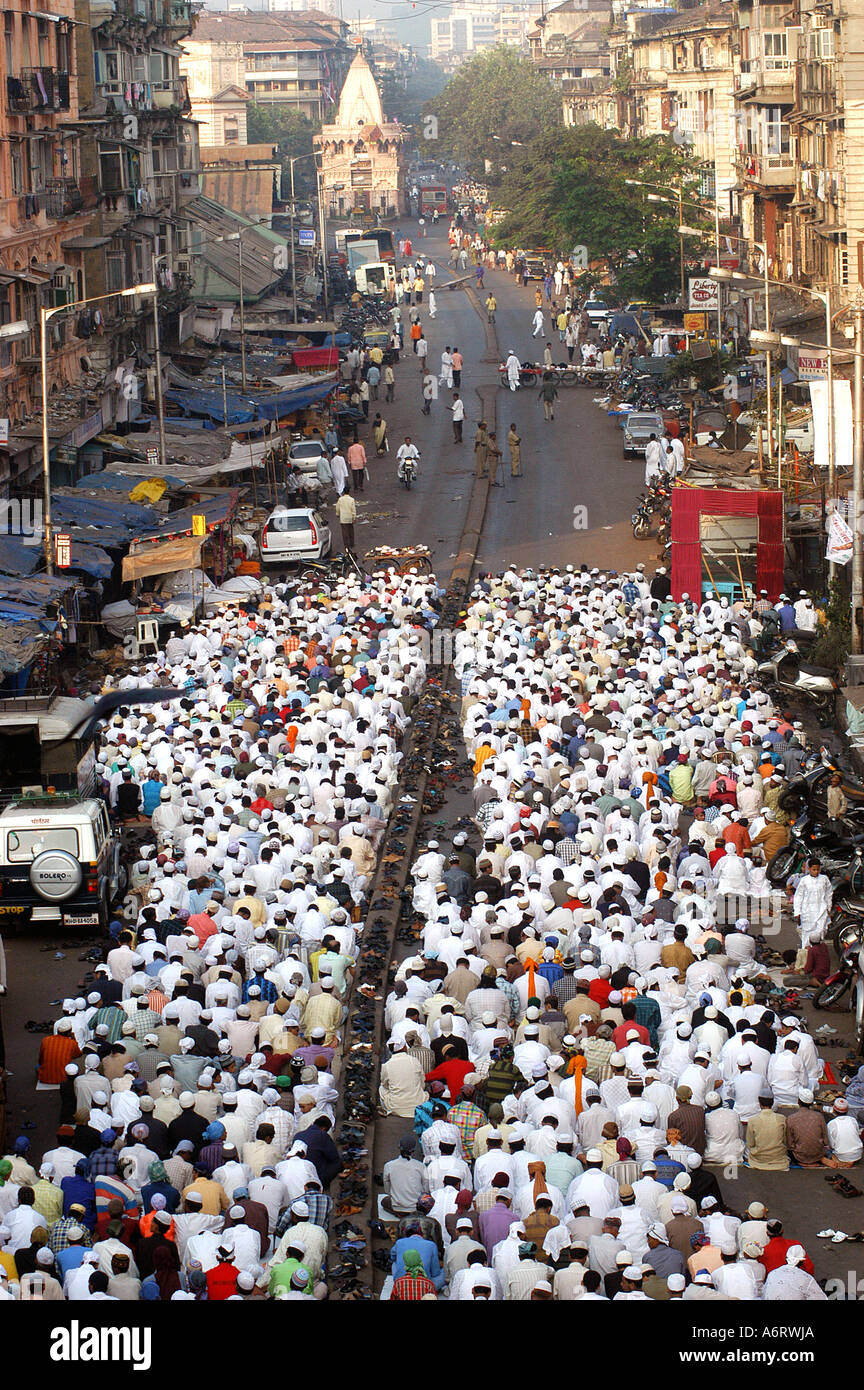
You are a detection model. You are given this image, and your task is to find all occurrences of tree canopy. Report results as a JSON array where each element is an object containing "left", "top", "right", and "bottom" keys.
[
  {"left": 245, "top": 105, "right": 320, "bottom": 195},
  {"left": 494, "top": 124, "right": 708, "bottom": 301},
  {"left": 427, "top": 46, "right": 560, "bottom": 174}
]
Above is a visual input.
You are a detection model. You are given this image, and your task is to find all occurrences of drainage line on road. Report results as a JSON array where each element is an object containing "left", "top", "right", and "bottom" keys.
[{"left": 327, "top": 277, "right": 503, "bottom": 1298}]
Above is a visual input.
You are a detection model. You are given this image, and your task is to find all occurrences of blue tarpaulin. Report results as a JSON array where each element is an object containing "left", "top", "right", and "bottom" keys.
[
  {"left": 76, "top": 471, "right": 188, "bottom": 492},
  {"left": 67, "top": 542, "right": 113, "bottom": 578},
  {"left": 0, "top": 535, "right": 42, "bottom": 577},
  {"left": 131, "top": 490, "right": 239, "bottom": 543},
  {"left": 52, "top": 494, "right": 159, "bottom": 532},
  {"left": 164, "top": 377, "right": 336, "bottom": 426}
]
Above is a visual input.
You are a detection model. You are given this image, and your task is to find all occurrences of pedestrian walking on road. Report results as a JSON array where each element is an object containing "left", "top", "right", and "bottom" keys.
[
  {"left": 421, "top": 371, "right": 435, "bottom": 415},
  {"left": 487, "top": 431, "right": 503, "bottom": 486},
  {"left": 439, "top": 347, "right": 453, "bottom": 390},
  {"left": 384, "top": 363, "right": 395, "bottom": 401},
  {"left": 451, "top": 394, "right": 465, "bottom": 444},
  {"left": 366, "top": 364, "right": 380, "bottom": 400},
  {"left": 348, "top": 439, "right": 367, "bottom": 491},
  {"left": 429, "top": 290, "right": 437, "bottom": 319},
  {"left": 451, "top": 347, "right": 463, "bottom": 389},
  {"left": 416, "top": 335, "right": 428, "bottom": 371},
  {"left": 331, "top": 448, "right": 349, "bottom": 495},
  {"left": 540, "top": 372, "right": 559, "bottom": 421},
  {"left": 505, "top": 350, "right": 521, "bottom": 392},
  {"left": 359, "top": 379, "right": 370, "bottom": 419},
  {"left": 334, "top": 490, "right": 356, "bottom": 552},
  {"left": 373, "top": 413, "right": 389, "bottom": 456},
  {"left": 474, "top": 421, "right": 489, "bottom": 477},
  {"left": 410, "top": 320, "right": 422, "bottom": 354},
  {"left": 485, "top": 293, "right": 497, "bottom": 324},
  {"left": 532, "top": 309, "right": 544, "bottom": 338},
  {"left": 508, "top": 424, "right": 522, "bottom": 477}
]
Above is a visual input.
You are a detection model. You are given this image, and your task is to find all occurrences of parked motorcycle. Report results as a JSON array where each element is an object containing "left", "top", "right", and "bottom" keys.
[
  {"left": 814, "top": 943, "right": 860, "bottom": 1009},
  {"left": 766, "top": 810, "right": 864, "bottom": 888},
  {"left": 780, "top": 750, "right": 864, "bottom": 820},
  {"left": 756, "top": 642, "right": 837, "bottom": 722}
]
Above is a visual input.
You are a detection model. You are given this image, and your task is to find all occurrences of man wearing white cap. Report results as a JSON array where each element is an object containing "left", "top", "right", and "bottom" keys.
[
  {"left": 763, "top": 1245, "right": 827, "bottom": 1300},
  {"left": 828, "top": 1097, "right": 864, "bottom": 1166}
]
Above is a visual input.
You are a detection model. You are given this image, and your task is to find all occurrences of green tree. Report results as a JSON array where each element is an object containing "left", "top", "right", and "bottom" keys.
[
  {"left": 493, "top": 123, "right": 707, "bottom": 300},
  {"left": 426, "top": 46, "right": 560, "bottom": 175},
  {"left": 245, "top": 105, "right": 321, "bottom": 195}
]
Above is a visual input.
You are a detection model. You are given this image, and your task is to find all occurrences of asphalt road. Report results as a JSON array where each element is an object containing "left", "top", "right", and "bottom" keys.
[{"left": 3, "top": 223, "right": 862, "bottom": 1295}]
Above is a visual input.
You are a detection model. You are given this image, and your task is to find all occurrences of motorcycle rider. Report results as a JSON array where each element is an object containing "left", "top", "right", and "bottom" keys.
[{"left": 396, "top": 436, "right": 420, "bottom": 484}]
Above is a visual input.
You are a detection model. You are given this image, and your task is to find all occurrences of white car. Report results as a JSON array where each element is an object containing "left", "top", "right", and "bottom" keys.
[
  {"left": 260, "top": 507, "right": 331, "bottom": 564},
  {"left": 583, "top": 300, "right": 610, "bottom": 325},
  {"left": 288, "top": 439, "right": 328, "bottom": 475}
]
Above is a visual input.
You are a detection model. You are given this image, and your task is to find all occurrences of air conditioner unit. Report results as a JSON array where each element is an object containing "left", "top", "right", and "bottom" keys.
[{"left": 176, "top": 257, "right": 191, "bottom": 274}]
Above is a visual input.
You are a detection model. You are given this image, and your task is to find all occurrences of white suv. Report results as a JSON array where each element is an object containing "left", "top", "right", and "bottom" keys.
[{"left": 0, "top": 797, "right": 125, "bottom": 931}]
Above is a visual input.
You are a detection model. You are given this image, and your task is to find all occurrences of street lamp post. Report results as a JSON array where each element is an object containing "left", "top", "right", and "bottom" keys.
[
  {"left": 40, "top": 282, "right": 156, "bottom": 574},
  {"left": 150, "top": 250, "right": 168, "bottom": 472},
  {"left": 317, "top": 167, "right": 328, "bottom": 322},
  {"left": 238, "top": 235, "right": 247, "bottom": 394},
  {"left": 854, "top": 306, "right": 864, "bottom": 651},
  {"left": 287, "top": 151, "right": 319, "bottom": 324}
]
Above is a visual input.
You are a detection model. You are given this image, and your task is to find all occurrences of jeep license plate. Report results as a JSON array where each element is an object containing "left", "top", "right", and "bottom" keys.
[{"left": 63, "top": 912, "right": 100, "bottom": 926}]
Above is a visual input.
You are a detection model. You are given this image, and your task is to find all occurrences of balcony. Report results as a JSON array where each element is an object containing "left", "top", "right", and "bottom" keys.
[
  {"left": 43, "top": 179, "right": 85, "bottom": 219},
  {"left": 734, "top": 59, "right": 794, "bottom": 103},
  {"left": 6, "top": 75, "right": 31, "bottom": 113},
  {"left": 7, "top": 69, "right": 71, "bottom": 113},
  {"left": 96, "top": 76, "right": 190, "bottom": 115},
  {"left": 738, "top": 151, "right": 796, "bottom": 188},
  {"left": 169, "top": 0, "right": 192, "bottom": 30}
]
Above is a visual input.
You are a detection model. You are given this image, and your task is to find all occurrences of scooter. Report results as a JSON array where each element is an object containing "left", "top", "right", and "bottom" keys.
[{"left": 756, "top": 641, "right": 837, "bottom": 722}]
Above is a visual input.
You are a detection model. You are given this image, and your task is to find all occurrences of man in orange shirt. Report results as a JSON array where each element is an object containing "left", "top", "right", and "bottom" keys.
[{"left": 37, "top": 1019, "right": 80, "bottom": 1084}]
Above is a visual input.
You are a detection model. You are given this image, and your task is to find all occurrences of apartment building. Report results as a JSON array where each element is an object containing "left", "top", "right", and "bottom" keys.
[
  {"left": 180, "top": 35, "right": 248, "bottom": 147},
  {"left": 0, "top": 0, "right": 93, "bottom": 491},
  {"left": 190, "top": 11, "right": 352, "bottom": 121},
  {"left": 430, "top": 3, "right": 542, "bottom": 65}
]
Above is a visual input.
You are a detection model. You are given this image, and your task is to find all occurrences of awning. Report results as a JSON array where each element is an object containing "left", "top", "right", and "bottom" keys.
[
  {"left": 122, "top": 535, "right": 204, "bottom": 582},
  {"left": 61, "top": 235, "right": 112, "bottom": 251},
  {"left": 0, "top": 269, "right": 51, "bottom": 285}
]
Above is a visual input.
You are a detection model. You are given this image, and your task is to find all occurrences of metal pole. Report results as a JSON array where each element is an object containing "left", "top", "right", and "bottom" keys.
[
  {"left": 317, "top": 167, "right": 329, "bottom": 321},
  {"left": 853, "top": 305, "right": 864, "bottom": 653},
  {"left": 763, "top": 244, "right": 774, "bottom": 478},
  {"left": 678, "top": 183, "right": 685, "bottom": 308},
  {"left": 151, "top": 253, "right": 167, "bottom": 470},
  {"left": 221, "top": 364, "right": 228, "bottom": 429},
  {"left": 825, "top": 285, "right": 837, "bottom": 582},
  {"left": 239, "top": 237, "right": 247, "bottom": 394},
  {"left": 40, "top": 307, "right": 54, "bottom": 575},
  {"left": 714, "top": 200, "right": 722, "bottom": 346},
  {"left": 290, "top": 157, "right": 298, "bottom": 324},
  {"left": 826, "top": 285, "right": 836, "bottom": 498}
]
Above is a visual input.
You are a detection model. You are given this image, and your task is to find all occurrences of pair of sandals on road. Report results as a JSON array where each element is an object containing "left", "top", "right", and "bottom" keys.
[{"left": 825, "top": 1172, "right": 864, "bottom": 1198}]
